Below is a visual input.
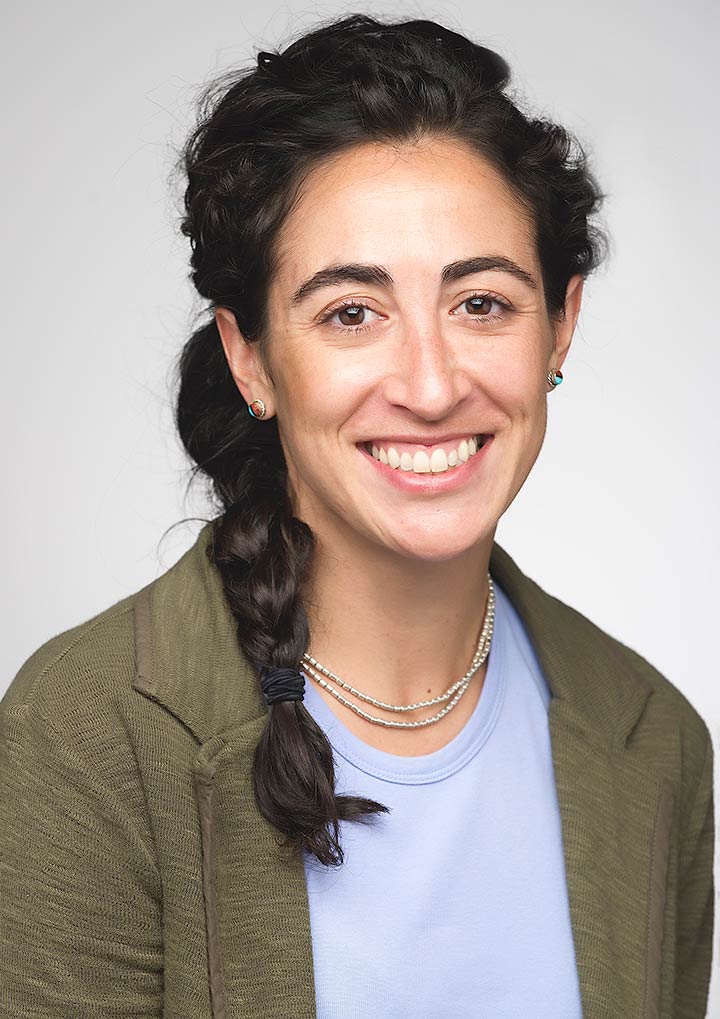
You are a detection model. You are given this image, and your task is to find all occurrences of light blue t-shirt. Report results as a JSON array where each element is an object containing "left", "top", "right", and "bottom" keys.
[{"left": 301, "top": 579, "right": 583, "bottom": 1018}]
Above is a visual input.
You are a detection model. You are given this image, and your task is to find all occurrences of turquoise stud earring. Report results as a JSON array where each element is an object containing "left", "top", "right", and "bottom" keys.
[
  {"left": 248, "top": 398, "right": 267, "bottom": 418},
  {"left": 547, "top": 369, "right": 563, "bottom": 388}
]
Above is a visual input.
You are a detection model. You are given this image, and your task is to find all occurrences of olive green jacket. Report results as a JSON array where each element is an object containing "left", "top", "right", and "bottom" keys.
[{"left": 0, "top": 520, "right": 714, "bottom": 1017}]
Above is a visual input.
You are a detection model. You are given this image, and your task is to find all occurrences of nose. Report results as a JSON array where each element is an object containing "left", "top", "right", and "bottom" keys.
[{"left": 384, "top": 325, "right": 472, "bottom": 420}]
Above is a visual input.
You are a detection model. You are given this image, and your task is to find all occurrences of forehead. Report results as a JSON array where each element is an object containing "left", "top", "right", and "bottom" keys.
[{"left": 273, "top": 138, "right": 538, "bottom": 289}]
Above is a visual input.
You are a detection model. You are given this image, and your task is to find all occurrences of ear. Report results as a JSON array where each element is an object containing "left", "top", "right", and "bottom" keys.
[
  {"left": 214, "top": 307, "right": 275, "bottom": 416},
  {"left": 549, "top": 273, "right": 584, "bottom": 373}
]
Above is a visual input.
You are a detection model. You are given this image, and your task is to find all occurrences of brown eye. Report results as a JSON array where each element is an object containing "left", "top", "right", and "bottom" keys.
[
  {"left": 453, "top": 294, "right": 511, "bottom": 326},
  {"left": 320, "top": 300, "right": 380, "bottom": 335},
  {"left": 337, "top": 304, "right": 366, "bottom": 326},
  {"left": 466, "top": 296, "right": 495, "bottom": 316}
]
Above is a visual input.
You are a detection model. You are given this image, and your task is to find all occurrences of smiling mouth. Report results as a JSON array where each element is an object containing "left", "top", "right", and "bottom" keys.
[{"left": 360, "top": 434, "right": 491, "bottom": 474}]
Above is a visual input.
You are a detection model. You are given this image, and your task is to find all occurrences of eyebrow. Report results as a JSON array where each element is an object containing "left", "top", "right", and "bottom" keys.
[{"left": 289, "top": 255, "right": 538, "bottom": 306}]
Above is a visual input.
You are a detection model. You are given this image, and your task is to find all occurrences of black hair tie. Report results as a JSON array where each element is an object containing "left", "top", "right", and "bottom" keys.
[{"left": 258, "top": 665, "right": 305, "bottom": 706}]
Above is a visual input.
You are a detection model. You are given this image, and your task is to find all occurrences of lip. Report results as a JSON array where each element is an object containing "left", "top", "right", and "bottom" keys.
[
  {"left": 361, "top": 432, "right": 487, "bottom": 446},
  {"left": 356, "top": 435, "right": 493, "bottom": 494}
]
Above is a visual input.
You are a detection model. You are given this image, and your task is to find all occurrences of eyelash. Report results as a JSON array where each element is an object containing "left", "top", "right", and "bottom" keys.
[{"left": 319, "top": 292, "right": 513, "bottom": 335}]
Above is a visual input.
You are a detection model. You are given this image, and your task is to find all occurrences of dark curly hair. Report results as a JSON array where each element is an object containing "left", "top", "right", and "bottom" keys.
[{"left": 173, "top": 12, "right": 608, "bottom": 866}]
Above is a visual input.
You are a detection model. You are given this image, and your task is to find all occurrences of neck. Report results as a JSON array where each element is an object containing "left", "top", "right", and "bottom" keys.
[{"left": 302, "top": 524, "right": 496, "bottom": 725}]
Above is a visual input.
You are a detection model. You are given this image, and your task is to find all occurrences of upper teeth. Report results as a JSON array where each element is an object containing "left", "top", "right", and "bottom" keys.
[{"left": 368, "top": 436, "right": 483, "bottom": 474}]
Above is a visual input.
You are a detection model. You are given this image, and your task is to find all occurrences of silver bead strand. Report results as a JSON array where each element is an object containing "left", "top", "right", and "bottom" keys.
[
  {"left": 303, "top": 648, "right": 488, "bottom": 728},
  {"left": 303, "top": 576, "right": 495, "bottom": 712},
  {"left": 300, "top": 574, "right": 496, "bottom": 729}
]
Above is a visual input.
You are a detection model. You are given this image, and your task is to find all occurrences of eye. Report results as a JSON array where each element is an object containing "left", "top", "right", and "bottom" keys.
[
  {"left": 452, "top": 292, "right": 512, "bottom": 324},
  {"left": 319, "top": 300, "right": 380, "bottom": 334}
]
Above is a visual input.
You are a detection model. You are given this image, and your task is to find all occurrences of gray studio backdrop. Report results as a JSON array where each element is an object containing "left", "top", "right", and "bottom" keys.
[{"left": 3, "top": 0, "right": 718, "bottom": 1008}]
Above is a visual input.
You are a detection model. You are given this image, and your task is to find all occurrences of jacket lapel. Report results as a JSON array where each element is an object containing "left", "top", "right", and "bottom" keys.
[
  {"left": 133, "top": 521, "right": 671, "bottom": 1019},
  {"left": 491, "top": 549, "right": 674, "bottom": 1018},
  {"left": 193, "top": 720, "right": 317, "bottom": 1019},
  {"left": 545, "top": 699, "right": 673, "bottom": 1018},
  {"left": 134, "top": 523, "right": 318, "bottom": 1019}
]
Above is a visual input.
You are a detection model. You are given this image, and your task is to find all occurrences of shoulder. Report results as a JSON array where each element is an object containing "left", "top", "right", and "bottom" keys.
[
  {"left": 606, "top": 622, "right": 713, "bottom": 785},
  {"left": 3, "top": 522, "right": 217, "bottom": 728},
  {"left": 0, "top": 588, "right": 165, "bottom": 888},
  {"left": 2, "top": 527, "right": 215, "bottom": 748},
  {"left": 1, "top": 519, "right": 242, "bottom": 764},
  {"left": 1, "top": 590, "right": 149, "bottom": 777},
  {"left": 544, "top": 580, "right": 712, "bottom": 803},
  {"left": 570, "top": 587, "right": 709, "bottom": 747},
  {"left": 492, "top": 541, "right": 712, "bottom": 797},
  {"left": 4, "top": 591, "right": 137, "bottom": 720}
]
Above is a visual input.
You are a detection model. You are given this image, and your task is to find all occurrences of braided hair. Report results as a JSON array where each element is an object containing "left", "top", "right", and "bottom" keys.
[{"left": 174, "top": 12, "right": 608, "bottom": 866}]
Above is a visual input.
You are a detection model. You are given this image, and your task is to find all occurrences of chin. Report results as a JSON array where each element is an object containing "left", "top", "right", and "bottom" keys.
[{"left": 383, "top": 529, "right": 488, "bottom": 564}]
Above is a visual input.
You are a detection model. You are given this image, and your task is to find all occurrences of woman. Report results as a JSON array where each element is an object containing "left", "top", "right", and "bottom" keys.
[{"left": 0, "top": 13, "right": 713, "bottom": 1018}]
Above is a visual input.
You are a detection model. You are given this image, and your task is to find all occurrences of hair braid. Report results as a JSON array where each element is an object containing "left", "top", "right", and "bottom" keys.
[{"left": 177, "top": 327, "right": 389, "bottom": 866}]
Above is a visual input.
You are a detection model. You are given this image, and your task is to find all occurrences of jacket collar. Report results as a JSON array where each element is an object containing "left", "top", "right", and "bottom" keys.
[
  {"left": 134, "top": 519, "right": 651, "bottom": 746},
  {"left": 133, "top": 519, "right": 672, "bottom": 1018}
]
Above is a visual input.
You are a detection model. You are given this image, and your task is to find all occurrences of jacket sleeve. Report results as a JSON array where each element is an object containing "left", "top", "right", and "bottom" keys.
[
  {"left": 0, "top": 696, "right": 163, "bottom": 1016},
  {"left": 674, "top": 729, "right": 715, "bottom": 1018}
]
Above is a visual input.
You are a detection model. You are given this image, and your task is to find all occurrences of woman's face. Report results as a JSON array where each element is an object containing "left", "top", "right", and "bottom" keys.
[{"left": 218, "top": 138, "right": 583, "bottom": 563}]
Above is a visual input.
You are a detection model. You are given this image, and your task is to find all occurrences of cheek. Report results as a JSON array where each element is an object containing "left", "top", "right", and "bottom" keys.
[
  {"left": 273, "top": 346, "right": 347, "bottom": 422},
  {"left": 483, "top": 357, "right": 546, "bottom": 422},
  {"left": 296, "top": 354, "right": 371, "bottom": 432},
  {"left": 469, "top": 323, "right": 549, "bottom": 398},
  {"left": 278, "top": 372, "right": 361, "bottom": 467}
]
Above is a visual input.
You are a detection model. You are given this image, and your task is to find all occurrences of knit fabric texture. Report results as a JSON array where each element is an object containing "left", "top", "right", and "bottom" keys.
[{"left": 0, "top": 519, "right": 714, "bottom": 1017}]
